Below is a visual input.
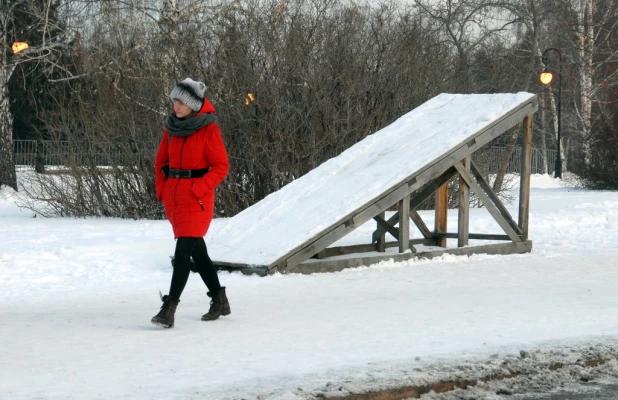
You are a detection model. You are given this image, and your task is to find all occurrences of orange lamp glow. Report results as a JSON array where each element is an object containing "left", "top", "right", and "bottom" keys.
[
  {"left": 244, "top": 93, "right": 255, "bottom": 105},
  {"left": 12, "top": 42, "right": 29, "bottom": 54},
  {"left": 539, "top": 71, "right": 554, "bottom": 85}
]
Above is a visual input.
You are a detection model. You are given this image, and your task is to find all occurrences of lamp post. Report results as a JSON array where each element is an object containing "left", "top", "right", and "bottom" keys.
[{"left": 540, "top": 48, "right": 563, "bottom": 179}]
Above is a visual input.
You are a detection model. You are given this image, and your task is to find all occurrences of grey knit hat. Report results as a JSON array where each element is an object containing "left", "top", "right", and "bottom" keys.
[{"left": 169, "top": 78, "right": 206, "bottom": 111}]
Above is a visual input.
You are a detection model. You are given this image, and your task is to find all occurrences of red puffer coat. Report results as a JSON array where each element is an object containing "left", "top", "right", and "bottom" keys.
[{"left": 155, "top": 99, "right": 229, "bottom": 238}]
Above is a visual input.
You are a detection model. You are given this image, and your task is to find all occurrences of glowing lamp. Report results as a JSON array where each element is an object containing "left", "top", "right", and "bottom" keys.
[
  {"left": 12, "top": 42, "right": 29, "bottom": 54},
  {"left": 539, "top": 71, "right": 554, "bottom": 85},
  {"left": 245, "top": 93, "right": 255, "bottom": 105}
]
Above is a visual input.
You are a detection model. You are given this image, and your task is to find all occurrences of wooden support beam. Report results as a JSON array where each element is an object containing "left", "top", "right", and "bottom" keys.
[
  {"left": 374, "top": 215, "right": 400, "bottom": 240},
  {"left": 458, "top": 157, "right": 470, "bottom": 247},
  {"left": 313, "top": 238, "right": 437, "bottom": 259},
  {"left": 454, "top": 162, "right": 523, "bottom": 242},
  {"left": 295, "top": 241, "right": 533, "bottom": 275},
  {"left": 398, "top": 193, "right": 411, "bottom": 253},
  {"left": 372, "top": 212, "right": 400, "bottom": 243},
  {"left": 410, "top": 210, "right": 432, "bottom": 239},
  {"left": 519, "top": 115, "right": 533, "bottom": 240},
  {"left": 470, "top": 161, "right": 522, "bottom": 236},
  {"left": 376, "top": 211, "right": 386, "bottom": 252},
  {"left": 435, "top": 183, "right": 448, "bottom": 247},
  {"left": 435, "top": 232, "right": 512, "bottom": 240}
]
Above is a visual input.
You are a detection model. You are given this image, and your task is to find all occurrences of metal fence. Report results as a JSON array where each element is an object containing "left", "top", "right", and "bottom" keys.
[
  {"left": 13, "top": 140, "right": 130, "bottom": 168},
  {"left": 476, "top": 146, "right": 557, "bottom": 175},
  {"left": 13, "top": 139, "right": 557, "bottom": 175}
]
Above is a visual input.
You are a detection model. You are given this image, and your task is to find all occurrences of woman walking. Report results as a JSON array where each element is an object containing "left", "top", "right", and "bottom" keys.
[{"left": 152, "top": 78, "right": 230, "bottom": 328}]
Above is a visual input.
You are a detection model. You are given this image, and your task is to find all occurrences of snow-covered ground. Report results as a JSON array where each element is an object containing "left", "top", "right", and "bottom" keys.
[{"left": 2, "top": 173, "right": 618, "bottom": 399}]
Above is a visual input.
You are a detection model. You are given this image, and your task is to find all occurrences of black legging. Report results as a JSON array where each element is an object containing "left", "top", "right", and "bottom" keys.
[{"left": 169, "top": 237, "right": 221, "bottom": 300}]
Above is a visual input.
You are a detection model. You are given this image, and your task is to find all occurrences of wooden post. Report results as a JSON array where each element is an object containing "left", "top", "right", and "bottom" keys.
[
  {"left": 376, "top": 211, "right": 386, "bottom": 252},
  {"left": 458, "top": 157, "right": 470, "bottom": 247},
  {"left": 518, "top": 115, "right": 533, "bottom": 240},
  {"left": 435, "top": 183, "right": 448, "bottom": 247},
  {"left": 398, "top": 194, "right": 410, "bottom": 252}
]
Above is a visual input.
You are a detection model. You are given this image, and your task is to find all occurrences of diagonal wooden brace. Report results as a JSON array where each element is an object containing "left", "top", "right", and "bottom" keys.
[
  {"left": 410, "top": 210, "right": 432, "bottom": 239},
  {"left": 373, "top": 215, "right": 400, "bottom": 241},
  {"left": 454, "top": 162, "right": 523, "bottom": 242},
  {"left": 470, "top": 161, "right": 523, "bottom": 236}
]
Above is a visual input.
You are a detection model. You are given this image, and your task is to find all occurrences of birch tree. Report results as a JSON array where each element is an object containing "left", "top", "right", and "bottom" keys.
[{"left": 568, "top": 0, "right": 618, "bottom": 156}]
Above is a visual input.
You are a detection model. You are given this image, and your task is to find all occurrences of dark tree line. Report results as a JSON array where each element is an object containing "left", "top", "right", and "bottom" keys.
[{"left": 5, "top": 0, "right": 618, "bottom": 218}]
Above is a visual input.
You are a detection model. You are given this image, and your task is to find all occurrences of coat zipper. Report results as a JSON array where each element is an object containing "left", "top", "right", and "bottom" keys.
[{"left": 172, "top": 137, "right": 188, "bottom": 218}]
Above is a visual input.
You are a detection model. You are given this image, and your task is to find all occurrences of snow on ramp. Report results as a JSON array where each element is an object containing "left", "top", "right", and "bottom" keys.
[{"left": 209, "top": 92, "right": 536, "bottom": 267}]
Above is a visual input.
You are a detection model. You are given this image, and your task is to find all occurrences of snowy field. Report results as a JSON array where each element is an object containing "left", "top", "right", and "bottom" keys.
[{"left": 2, "top": 173, "right": 618, "bottom": 399}]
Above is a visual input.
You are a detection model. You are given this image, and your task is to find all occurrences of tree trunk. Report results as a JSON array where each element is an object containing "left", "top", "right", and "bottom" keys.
[
  {"left": 546, "top": 84, "right": 566, "bottom": 171},
  {"left": 574, "top": 0, "right": 594, "bottom": 148},
  {"left": 0, "top": 65, "right": 17, "bottom": 190},
  {"left": 538, "top": 91, "right": 548, "bottom": 174}
]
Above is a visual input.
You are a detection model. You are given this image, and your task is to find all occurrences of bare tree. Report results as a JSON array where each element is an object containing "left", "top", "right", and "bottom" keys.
[
  {"left": 24, "top": 0, "right": 618, "bottom": 218},
  {"left": 414, "top": 0, "right": 521, "bottom": 91},
  {"left": 0, "top": 0, "right": 73, "bottom": 191}
]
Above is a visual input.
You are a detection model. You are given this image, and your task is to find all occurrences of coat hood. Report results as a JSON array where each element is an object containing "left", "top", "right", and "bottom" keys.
[{"left": 197, "top": 98, "right": 216, "bottom": 116}]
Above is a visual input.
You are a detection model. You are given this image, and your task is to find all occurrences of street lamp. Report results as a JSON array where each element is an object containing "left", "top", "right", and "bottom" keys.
[
  {"left": 540, "top": 47, "right": 563, "bottom": 179},
  {"left": 12, "top": 41, "right": 29, "bottom": 54}
]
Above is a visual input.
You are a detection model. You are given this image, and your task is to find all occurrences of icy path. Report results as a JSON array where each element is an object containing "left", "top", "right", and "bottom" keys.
[{"left": 3, "top": 252, "right": 618, "bottom": 399}]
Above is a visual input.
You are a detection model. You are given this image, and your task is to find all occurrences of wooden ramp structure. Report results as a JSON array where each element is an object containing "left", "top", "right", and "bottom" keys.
[{"left": 209, "top": 93, "right": 538, "bottom": 276}]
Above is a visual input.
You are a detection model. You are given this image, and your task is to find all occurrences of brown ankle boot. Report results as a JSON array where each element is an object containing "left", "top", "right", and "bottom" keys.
[
  {"left": 201, "top": 287, "right": 231, "bottom": 321},
  {"left": 151, "top": 294, "right": 180, "bottom": 328}
]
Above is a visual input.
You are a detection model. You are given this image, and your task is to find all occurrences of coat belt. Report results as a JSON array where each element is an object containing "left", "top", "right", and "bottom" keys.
[{"left": 162, "top": 166, "right": 209, "bottom": 179}]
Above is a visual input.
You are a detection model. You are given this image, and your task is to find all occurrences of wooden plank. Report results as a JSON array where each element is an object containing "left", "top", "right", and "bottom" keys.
[
  {"left": 435, "top": 183, "right": 448, "bottom": 247},
  {"left": 454, "top": 162, "right": 523, "bottom": 242},
  {"left": 470, "top": 161, "right": 522, "bottom": 236},
  {"left": 266, "top": 97, "right": 538, "bottom": 273},
  {"left": 435, "top": 232, "right": 511, "bottom": 240},
  {"left": 376, "top": 211, "right": 386, "bottom": 252},
  {"left": 294, "top": 241, "right": 532, "bottom": 274},
  {"left": 314, "top": 243, "right": 381, "bottom": 258},
  {"left": 416, "top": 240, "right": 532, "bottom": 259},
  {"left": 316, "top": 239, "right": 437, "bottom": 258},
  {"left": 410, "top": 210, "right": 433, "bottom": 239},
  {"left": 458, "top": 157, "right": 470, "bottom": 247},
  {"left": 519, "top": 115, "right": 533, "bottom": 240},
  {"left": 398, "top": 193, "right": 411, "bottom": 253},
  {"left": 374, "top": 215, "right": 400, "bottom": 240}
]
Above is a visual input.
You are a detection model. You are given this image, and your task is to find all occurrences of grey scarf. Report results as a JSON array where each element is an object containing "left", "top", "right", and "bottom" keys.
[{"left": 166, "top": 112, "right": 217, "bottom": 138}]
